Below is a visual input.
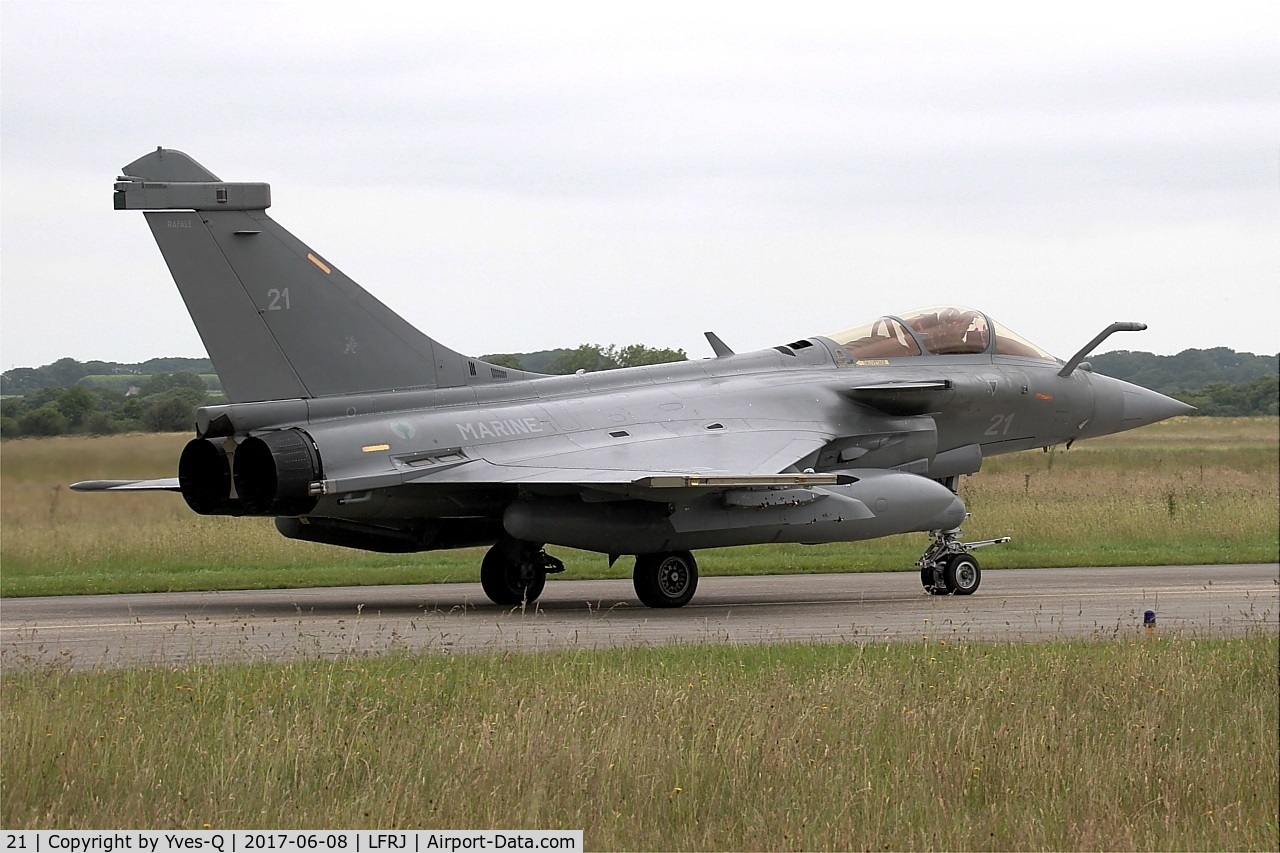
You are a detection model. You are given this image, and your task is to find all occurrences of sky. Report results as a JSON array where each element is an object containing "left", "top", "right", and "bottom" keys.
[{"left": 1, "top": 1, "right": 1276, "bottom": 372}]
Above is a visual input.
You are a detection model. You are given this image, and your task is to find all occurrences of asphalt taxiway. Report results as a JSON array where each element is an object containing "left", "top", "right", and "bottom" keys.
[{"left": 1, "top": 564, "right": 1275, "bottom": 671}]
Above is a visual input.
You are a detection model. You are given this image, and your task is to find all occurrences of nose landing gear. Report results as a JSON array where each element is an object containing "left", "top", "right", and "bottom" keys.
[{"left": 917, "top": 525, "right": 1010, "bottom": 596}]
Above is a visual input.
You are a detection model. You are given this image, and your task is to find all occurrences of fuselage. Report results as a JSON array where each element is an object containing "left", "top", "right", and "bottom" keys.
[{"left": 184, "top": 323, "right": 1190, "bottom": 556}]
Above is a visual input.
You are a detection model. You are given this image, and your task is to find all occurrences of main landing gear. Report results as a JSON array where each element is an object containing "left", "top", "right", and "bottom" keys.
[
  {"left": 479, "top": 540, "right": 699, "bottom": 609},
  {"left": 917, "top": 525, "right": 1010, "bottom": 596},
  {"left": 480, "top": 538, "right": 564, "bottom": 606},
  {"left": 633, "top": 550, "right": 699, "bottom": 608}
]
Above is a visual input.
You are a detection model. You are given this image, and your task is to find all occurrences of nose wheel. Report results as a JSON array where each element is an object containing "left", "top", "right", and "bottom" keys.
[{"left": 917, "top": 526, "right": 1009, "bottom": 596}]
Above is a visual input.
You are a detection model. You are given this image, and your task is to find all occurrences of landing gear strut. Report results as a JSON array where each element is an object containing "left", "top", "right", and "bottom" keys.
[
  {"left": 480, "top": 538, "right": 564, "bottom": 606},
  {"left": 917, "top": 525, "right": 1010, "bottom": 596}
]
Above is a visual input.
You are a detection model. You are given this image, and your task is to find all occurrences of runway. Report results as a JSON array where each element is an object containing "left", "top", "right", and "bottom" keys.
[{"left": 1, "top": 564, "right": 1276, "bottom": 671}]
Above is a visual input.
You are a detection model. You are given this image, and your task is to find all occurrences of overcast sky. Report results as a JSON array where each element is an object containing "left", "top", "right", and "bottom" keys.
[{"left": 2, "top": 1, "right": 1276, "bottom": 372}]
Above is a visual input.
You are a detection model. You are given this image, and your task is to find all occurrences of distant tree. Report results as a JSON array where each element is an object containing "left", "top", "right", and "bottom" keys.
[
  {"left": 613, "top": 344, "right": 688, "bottom": 368},
  {"left": 138, "top": 357, "right": 215, "bottom": 374},
  {"left": 140, "top": 372, "right": 207, "bottom": 397},
  {"left": 482, "top": 348, "right": 572, "bottom": 374},
  {"left": 56, "top": 385, "right": 98, "bottom": 428},
  {"left": 0, "top": 397, "right": 25, "bottom": 424},
  {"left": 0, "top": 417, "right": 19, "bottom": 439},
  {"left": 544, "top": 343, "right": 688, "bottom": 375},
  {"left": 546, "top": 345, "right": 619, "bottom": 374},
  {"left": 1091, "top": 349, "right": 1277, "bottom": 395},
  {"left": 16, "top": 387, "right": 63, "bottom": 411},
  {"left": 83, "top": 411, "right": 119, "bottom": 436},
  {"left": 90, "top": 387, "right": 127, "bottom": 414},
  {"left": 144, "top": 392, "right": 199, "bottom": 432},
  {"left": 0, "top": 367, "right": 41, "bottom": 395},
  {"left": 485, "top": 353, "right": 526, "bottom": 371},
  {"left": 18, "top": 404, "right": 69, "bottom": 436},
  {"left": 1245, "top": 375, "right": 1280, "bottom": 415},
  {"left": 1175, "top": 375, "right": 1280, "bottom": 417},
  {"left": 115, "top": 398, "right": 147, "bottom": 432},
  {"left": 1, "top": 357, "right": 215, "bottom": 394},
  {"left": 44, "top": 358, "right": 92, "bottom": 388},
  {"left": 150, "top": 384, "right": 206, "bottom": 406}
]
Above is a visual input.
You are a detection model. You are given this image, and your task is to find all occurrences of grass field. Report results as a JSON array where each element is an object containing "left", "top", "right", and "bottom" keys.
[
  {"left": 2, "top": 636, "right": 1276, "bottom": 849},
  {"left": 3, "top": 423, "right": 1277, "bottom": 848},
  {"left": 1, "top": 418, "right": 1276, "bottom": 596}
]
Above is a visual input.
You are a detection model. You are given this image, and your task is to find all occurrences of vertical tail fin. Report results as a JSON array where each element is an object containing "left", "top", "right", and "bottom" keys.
[{"left": 116, "top": 148, "right": 537, "bottom": 403}]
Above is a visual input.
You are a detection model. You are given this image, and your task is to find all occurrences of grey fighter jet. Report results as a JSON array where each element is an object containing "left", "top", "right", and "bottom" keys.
[{"left": 74, "top": 148, "right": 1193, "bottom": 607}]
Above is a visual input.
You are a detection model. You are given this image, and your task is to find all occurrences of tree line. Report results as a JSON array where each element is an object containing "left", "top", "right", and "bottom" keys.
[
  {"left": 1, "top": 357, "right": 218, "bottom": 395},
  {"left": 482, "top": 343, "right": 688, "bottom": 374},
  {"left": 1087, "top": 347, "right": 1276, "bottom": 395},
  {"left": 0, "top": 345, "right": 688, "bottom": 439},
  {"left": 2, "top": 344, "right": 1275, "bottom": 439},
  {"left": 1, "top": 373, "right": 214, "bottom": 439},
  {"left": 1168, "top": 375, "right": 1278, "bottom": 417}
]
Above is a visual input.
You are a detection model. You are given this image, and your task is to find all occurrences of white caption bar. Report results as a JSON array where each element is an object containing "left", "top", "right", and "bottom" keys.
[{"left": 2, "top": 832, "right": 582, "bottom": 853}]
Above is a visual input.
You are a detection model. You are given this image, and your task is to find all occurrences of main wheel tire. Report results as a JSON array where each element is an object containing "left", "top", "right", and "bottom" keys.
[
  {"left": 480, "top": 544, "right": 547, "bottom": 606},
  {"left": 943, "top": 553, "right": 981, "bottom": 595},
  {"left": 633, "top": 551, "right": 699, "bottom": 608}
]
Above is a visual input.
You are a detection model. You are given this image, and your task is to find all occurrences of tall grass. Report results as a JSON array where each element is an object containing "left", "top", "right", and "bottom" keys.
[
  {"left": 2, "top": 418, "right": 1277, "bottom": 596},
  {"left": 3, "top": 636, "right": 1276, "bottom": 849}
]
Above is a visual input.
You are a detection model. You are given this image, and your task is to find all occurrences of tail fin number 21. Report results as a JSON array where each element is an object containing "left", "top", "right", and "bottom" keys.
[{"left": 266, "top": 288, "right": 290, "bottom": 311}]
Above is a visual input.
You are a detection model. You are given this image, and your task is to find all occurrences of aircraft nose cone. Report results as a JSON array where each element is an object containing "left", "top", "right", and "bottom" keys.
[{"left": 1121, "top": 384, "right": 1195, "bottom": 429}]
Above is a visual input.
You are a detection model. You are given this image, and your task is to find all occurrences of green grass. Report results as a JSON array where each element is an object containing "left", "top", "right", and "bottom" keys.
[
  {"left": 2, "top": 418, "right": 1277, "bottom": 597},
  {"left": 3, "top": 636, "right": 1276, "bottom": 849}
]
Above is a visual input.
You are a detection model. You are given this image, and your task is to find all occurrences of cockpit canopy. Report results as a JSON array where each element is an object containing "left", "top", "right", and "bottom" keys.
[{"left": 825, "top": 306, "right": 1056, "bottom": 361}]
